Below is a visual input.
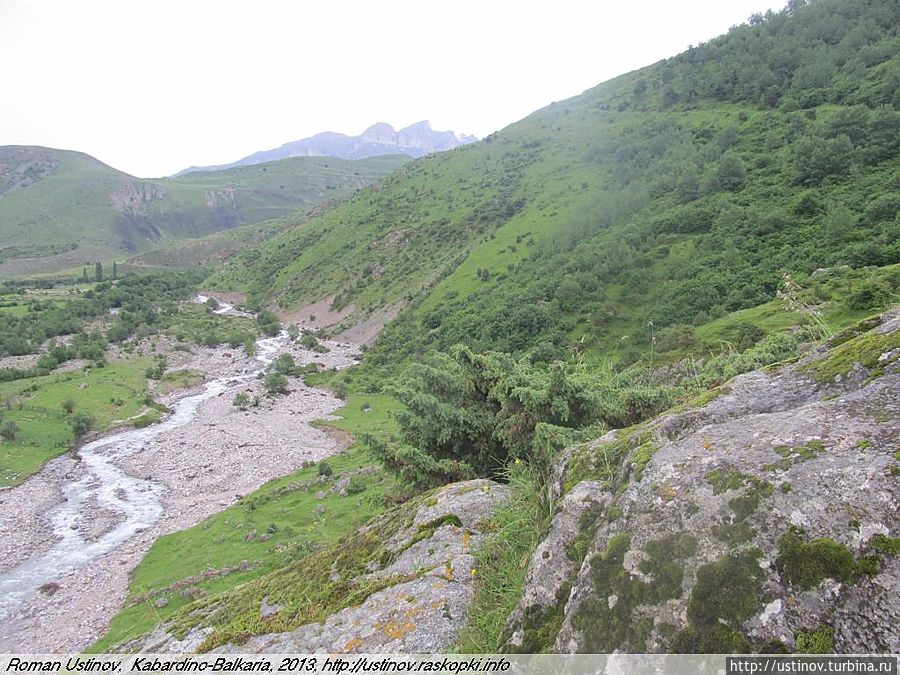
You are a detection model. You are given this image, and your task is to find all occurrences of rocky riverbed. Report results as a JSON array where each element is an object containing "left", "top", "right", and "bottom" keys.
[{"left": 0, "top": 327, "right": 360, "bottom": 652}]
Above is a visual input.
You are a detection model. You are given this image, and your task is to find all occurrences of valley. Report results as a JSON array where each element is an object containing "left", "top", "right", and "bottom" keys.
[
  {"left": 0, "top": 149, "right": 407, "bottom": 277},
  {"left": 0, "top": 0, "right": 898, "bottom": 657},
  {"left": 0, "top": 295, "right": 363, "bottom": 651}
]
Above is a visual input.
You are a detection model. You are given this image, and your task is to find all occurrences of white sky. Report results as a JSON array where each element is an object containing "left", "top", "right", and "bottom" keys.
[{"left": 0, "top": 0, "right": 782, "bottom": 178}]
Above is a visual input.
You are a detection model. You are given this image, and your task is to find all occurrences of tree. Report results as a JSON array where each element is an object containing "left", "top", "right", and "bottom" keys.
[
  {"left": 112, "top": 262, "right": 118, "bottom": 280},
  {"left": 367, "top": 347, "right": 677, "bottom": 488},
  {"left": 863, "top": 193, "right": 900, "bottom": 225},
  {"left": 95, "top": 262, "right": 104, "bottom": 282},
  {"left": 70, "top": 412, "right": 95, "bottom": 437},
  {"left": 712, "top": 153, "right": 747, "bottom": 192},
  {"left": 823, "top": 203, "right": 856, "bottom": 241},
  {"left": 61, "top": 398, "right": 75, "bottom": 414},
  {"left": 554, "top": 278, "right": 582, "bottom": 312},
  {"left": 793, "top": 134, "right": 854, "bottom": 185},
  {"left": 145, "top": 355, "right": 167, "bottom": 380},
  {"left": 256, "top": 309, "right": 281, "bottom": 336}
]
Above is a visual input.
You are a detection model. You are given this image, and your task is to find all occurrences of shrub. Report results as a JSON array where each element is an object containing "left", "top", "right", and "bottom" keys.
[
  {"left": 846, "top": 279, "right": 892, "bottom": 310},
  {"left": 367, "top": 346, "right": 677, "bottom": 488},
  {"left": 70, "top": 412, "right": 96, "bottom": 437},
  {"left": 0, "top": 420, "right": 19, "bottom": 441},
  {"left": 272, "top": 353, "right": 296, "bottom": 375},
  {"left": 233, "top": 392, "right": 251, "bottom": 410},
  {"left": 264, "top": 372, "right": 288, "bottom": 395},
  {"left": 145, "top": 356, "right": 167, "bottom": 380},
  {"left": 257, "top": 309, "right": 281, "bottom": 336}
]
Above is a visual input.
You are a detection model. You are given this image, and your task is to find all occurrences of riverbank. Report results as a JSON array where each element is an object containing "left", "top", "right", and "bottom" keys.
[{"left": 0, "top": 333, "right": 360, "bottom": 652}]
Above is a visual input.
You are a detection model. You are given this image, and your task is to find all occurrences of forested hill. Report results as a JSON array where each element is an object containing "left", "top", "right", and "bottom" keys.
[{"left": 211, "top": 0, "right": 899, "bottom": 373}]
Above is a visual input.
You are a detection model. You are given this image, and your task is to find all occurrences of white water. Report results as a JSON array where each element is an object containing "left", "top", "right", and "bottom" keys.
[
  {"left": 194, "top": 295, "right": 253, "bottom": 318},
  {"left": 0, "top": 309, "right": 287, "bottom": 619}
]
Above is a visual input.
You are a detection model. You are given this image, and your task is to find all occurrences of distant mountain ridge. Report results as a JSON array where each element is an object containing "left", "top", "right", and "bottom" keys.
[{"left": 176, "top": 121, "right": 476, "bottom": 176}]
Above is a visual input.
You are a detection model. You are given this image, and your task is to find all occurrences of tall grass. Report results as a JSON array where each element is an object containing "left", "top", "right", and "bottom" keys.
[{"left": 455, "top": 461, "right": 550, "bottom": 652}]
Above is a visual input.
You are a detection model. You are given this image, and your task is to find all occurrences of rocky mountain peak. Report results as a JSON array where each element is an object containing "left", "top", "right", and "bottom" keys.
[{"left": 176, "top": 121, "right": 476, "bottom": 176}]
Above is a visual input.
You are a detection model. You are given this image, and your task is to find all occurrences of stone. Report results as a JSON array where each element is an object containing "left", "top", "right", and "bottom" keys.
[{"left": 511, "top": 309, "right": 900, "bottom": 654}]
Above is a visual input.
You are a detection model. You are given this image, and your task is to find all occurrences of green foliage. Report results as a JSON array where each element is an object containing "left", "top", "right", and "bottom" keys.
[
  {"left": 298, "top": 332, "right": 330, "bottom": 354},
  {"left": 201, "top": 0, "right": 899, "bottom": 398},
  {"left": 846, "top": 278, "right": 893, "bottom": 309},
  {"left": 792, "top": 134, "right": 854, "bottom": 185},
  {"left": 368, "top": 346, "right": 676, "bottom": 488},
  {"left": 271, "top": 353, "right": 296, "bottom": 375},
  {"left": 263, "top": 372, "right": 288, "bottom": 395},
  {"left": 145, "top": 355, "right": 167, "bottom": 380},
  {"left": 458, "top": 462, "right": 549, "bottom": 653},
  {"left": 710, "top": 153, "right": 747, "bottom": 192},
  {"left": 255, "top": 309, "right": 281, "bottom": 337},
  {"left": 795, "top": 625, "right": 835, "bottom": 654},
  {"left": 0, "top": 420, "right": 19, "bottom": 441},
  {"left": 70, "top": 411, "right": 96, "bottom": 437},
  {"left": 775, "top": 528, "right": 856, "bottom": 589},
  {"left": 232, "top": 392, "right": 251, "bottom": 410}
]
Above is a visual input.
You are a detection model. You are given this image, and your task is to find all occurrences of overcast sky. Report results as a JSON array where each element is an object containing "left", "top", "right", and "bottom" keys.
[{"left": 0, "top": 0, "right": 782, "bottom": 178}]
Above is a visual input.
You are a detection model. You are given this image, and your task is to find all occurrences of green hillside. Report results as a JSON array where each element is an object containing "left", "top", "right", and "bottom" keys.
[
  {"left": 0, "top": 147, "right": 407, "bottom": 275},
  {"left": 93, "top": 0, "right": 900, "bottom": 654},
  {"left": 211, "top": 0, "right": 899, "bottom": 375}
]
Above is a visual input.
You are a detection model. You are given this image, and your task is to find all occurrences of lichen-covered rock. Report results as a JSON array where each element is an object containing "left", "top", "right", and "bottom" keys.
[
  {"left": 503, "top": 481, "right": 608, "bottom": 652},
  {"left": 510, "top": 311, "right": 900, "bottom": 654},
  {"left": 117, "top": 479, "right": 508, "bottom": 654}
]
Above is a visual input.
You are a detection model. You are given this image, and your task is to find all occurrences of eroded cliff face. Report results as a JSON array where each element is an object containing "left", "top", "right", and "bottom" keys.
[{"left": 504, "top": 311, "right": 900, "bottom": 654}]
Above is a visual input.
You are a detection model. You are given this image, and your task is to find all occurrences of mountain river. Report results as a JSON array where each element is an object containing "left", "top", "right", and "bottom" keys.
[{"left": 0, "top": 298, "right": 288, "bottom": 622}]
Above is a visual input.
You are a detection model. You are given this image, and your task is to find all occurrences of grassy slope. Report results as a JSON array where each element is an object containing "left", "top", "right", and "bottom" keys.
[
  {"left": 91, "top": 392, "right": 400, "bottom": 651},
  {"left": 0, "top": 148, "right": 407, "bottom": 272},
  {"left": 0, "top": 357, "right": 150, "bottom": 487},
  {"left": 76, "top": 0, "right": 900, "bottom": 651},
  {"left": 212, "top": 0, "right": 899, "bottom": 379}
]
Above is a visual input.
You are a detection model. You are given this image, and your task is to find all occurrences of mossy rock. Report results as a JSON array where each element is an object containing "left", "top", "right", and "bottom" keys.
[
  {"left": 775, "top": 528, "right": 856, "bottom": 590},
  {"left": 570, "top": 532, "right": 697, "bottom": 652},
  {"left": 799, "top": 329, "right": 899, "bottom": 383},
  {"left": 671, "top": 550, "right": 763, "bottom": 654}
]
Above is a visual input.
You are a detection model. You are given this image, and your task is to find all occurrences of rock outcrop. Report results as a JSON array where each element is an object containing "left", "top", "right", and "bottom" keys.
[
  {"left": 504, "top": 311, "right": 899, "bottom": 654},
  {"left": 117, "top": 479, "right": 508, "bottom": 654}
]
